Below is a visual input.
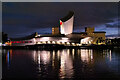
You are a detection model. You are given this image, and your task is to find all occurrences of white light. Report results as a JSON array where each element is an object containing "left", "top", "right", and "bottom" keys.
[
  {"left": 33, "top": 38, "right": 36, "bottom": 43},
  {"left": 40, "top": 37, "right": 50, "bottom": 41},
  {"left": 109, "top": 50, "right": 112, "bottom": 61},
  {"left": 38, "top": 35, "right": 41, "bottom": 37},
  {"left": 72, "top": 49, "right": 75, "bottom": 57},
  {"left": 59, "top": 49, "right": 73, "bottom": 78},
  {"left": 47, "top": 41, "right": 51, "bottom": 44},
  {"left": 41, "top": 51, "right": 50, "bottom": 64},
  {"left": 72, "top": 43, "right": 75, "bottom": 45},
  {"left": 62, "top": 41, "right": 65, "bottom": 44},
  {"left": 42, "top": 41, "right": 46, "bottom": 44},
  {"left": 0, "top": 43, "right": 2, "bottom": 46},
  {"left": 67, "top": 42, "right": 70, "bottom": 45},
  {"left": 76, "top": 43, "right": 80, "bottom": 46},
  {"left": 62, "top": 38, "right": 68, "bottom": 40},
  {"left": 38, "top": 53, "right": 40, "bottom": 64},
  {"left": 52, "top": 41, "right": 55, "bottom": 44},
  {"left": 37, "top": 42, "right": 42, "bottom": 44},
  {"left": 57, "top": 41, "right": 60, "bottom": 44}
]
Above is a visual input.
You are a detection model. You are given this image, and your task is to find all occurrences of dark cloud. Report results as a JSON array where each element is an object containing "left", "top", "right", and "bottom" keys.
[{"left": 2, "top": 2, "right": 118, "bottom": 37}]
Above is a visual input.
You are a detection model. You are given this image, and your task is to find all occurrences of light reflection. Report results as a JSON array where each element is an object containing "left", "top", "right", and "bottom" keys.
[
  {"left": 10, "top": 49, "right": 12, "bottom": 59},
  {"left": 80, "top": 49, "right": 93, "bottom": 63},
  {"left": 41, "top": 51, "right": 50, "bottom": 65},
  {"left": 32, "top": 50, "right": 51, "bottom": 65},
  {"left": 57, "top": 50, "right": 60, "bottom": 60},
  {"left": 102, "top": 49, "right": 112, "bottom": 62},
  {"left": 59, "top": 49, "right": 73, "bottom": 78},
  {"left": 109, "top": 50, "right": 112, "bottom": 61},
  {"left": 72, "top": 49, "right": 75, "bottom": 59},
  {"left": 52, "top": 50, "right": 55, "bottom": 67},
  {"left": 38, "top": 53, "right": 40, "bottom": 64},
  {"left": 3, "top": 49, "right": 120, "bottom": 78},
  {"left": 6, "top": 51, "right": 10, "bottom": 68},
  {"left": 33, "top": 51, "right": 37, "bottom": 63}
]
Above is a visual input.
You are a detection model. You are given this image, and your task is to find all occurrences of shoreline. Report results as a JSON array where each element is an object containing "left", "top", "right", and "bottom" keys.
[{"left": 1, "top": 44, "right": 120, "bottom": 50}]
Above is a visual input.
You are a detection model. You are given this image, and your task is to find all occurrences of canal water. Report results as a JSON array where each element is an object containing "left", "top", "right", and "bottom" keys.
[{"left": 2, "top": 48, "right": 120, "bottom": 79}]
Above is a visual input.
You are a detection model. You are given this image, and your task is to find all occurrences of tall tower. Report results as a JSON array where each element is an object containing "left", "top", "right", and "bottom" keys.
[{"left": 60, "top": 11, "right": 74, "bottom": 35}]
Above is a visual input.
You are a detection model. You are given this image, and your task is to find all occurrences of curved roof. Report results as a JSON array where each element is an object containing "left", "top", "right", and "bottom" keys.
[
  {"left": 60, "top": 11, "right": 74, "bottom": 22},
  {"left": 10, "top": 32, "right": 37, "bottom": 40}
]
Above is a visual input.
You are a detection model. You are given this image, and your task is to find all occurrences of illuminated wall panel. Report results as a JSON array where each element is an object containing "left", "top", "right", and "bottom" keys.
[{"left": 60, "top": 11, "right": 74, "bottom": 35}]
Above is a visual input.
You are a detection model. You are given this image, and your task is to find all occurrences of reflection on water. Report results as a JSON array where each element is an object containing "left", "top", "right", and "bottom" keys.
[
  {"left": 2, "top": 48, "right": 120, "bottom": 79},
  {"left": 6, "top": 51, "right": 10, "bottom": 68},
  {"left": 80, "top": 49, "right": 93, "bottom": 64},
  {"left": 59, "top": 49, "right": 73, "bottom": 78}
]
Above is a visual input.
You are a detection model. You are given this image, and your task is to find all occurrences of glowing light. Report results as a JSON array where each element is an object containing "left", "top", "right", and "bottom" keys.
[
  {"left": 59, "top": 49, "right": 73, "bottom": 78},
  {"left": 41, "top": 51, "right": 50, "bottom": 64},
  {"left": 72, "top": 43, "right": 75, "bottom": 46},
  {"left": 6, "top": 51, "right": 10, "bottom": 68},
  {"left": 72, "top": 49, "right": 75, "bottom": 56},
  {"left": 80, "top": 49, "right": 93, "bottom": 63},
  {"left": 52, "top": 50, "right": 55, "bottom": 67},
  {"left": 0, "top": 42, "right": 2, "bottom": 46},
  {"left": 110, "top": 50, "right": 112, "bottom": 61},
  {"left": 38, "top": 35, "right": 41, "bottom": 37},
  {"left": 33, "top": 38, "right": 36, "bottom": 42},
  {"left": 42, "top": 41, "right": 46, "bottom": 44},
  {"left": 81, "top": 37, "right": 93, "bottom": 44},
  {"left": 47, "top": 41, "right": 51, "bottom": 44},
  {"left": 33, "top": 51, "right": 36, "bottom": 63},
  {"left": 62, "top": 41, "right": 65, "bottom": 44},
  {"left": 67, "top": 49, "right": 70, "bottom": 55},
  {"left": 60, "top": 21, "right": 62, "bottom": 25},
  {"left": 10, "top": 49, "right": 12, "bottom": 59},
  {"left": 57, "top": 50, "right": 60, "bottom": 60},
  {"left": 38, "top": 53, "right": 40, "bottom": 64},
  {"left": 62, "top": 38, "right": 68, "bottom": 40},
  {"left": 81, "top": 49, "right": 89, "bottom": 62},
  {"left": 40, "top": 37, "right": 50, "bottom": 41},
  {"left": 67, "top": 42, "right": 70, "bottom": 45},
  {"left": 57, "top": 41, "right": 61, "bottom": 44},
  {"left": 52, "top": 41, "right": 55, "bottom": 44},
  {"left": 37, "top": 42, "right": 41, "bottom": 44}
]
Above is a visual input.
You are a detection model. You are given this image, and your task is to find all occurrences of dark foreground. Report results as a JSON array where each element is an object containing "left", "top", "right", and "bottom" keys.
[{"left": 2, "top": 48, "right": 120, "bottom": 80}]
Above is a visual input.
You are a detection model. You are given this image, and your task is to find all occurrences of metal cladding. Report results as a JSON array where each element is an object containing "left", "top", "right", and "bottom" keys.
[{"left": 60, "top": 11, "right": 74, "bottom": 35}]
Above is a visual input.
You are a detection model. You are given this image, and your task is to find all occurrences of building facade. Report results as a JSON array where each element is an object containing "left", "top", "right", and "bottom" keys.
[
  {"left": 52, "top": 27, "right": 60, "bottom": 35},
  {"left": 4, "top": 11, "right": 106, "bottom": 46},
  {"left": 60, "top": 11, "right": 74, "bottom": 35}
]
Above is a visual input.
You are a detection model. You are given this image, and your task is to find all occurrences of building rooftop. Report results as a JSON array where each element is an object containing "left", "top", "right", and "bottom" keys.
[
  {"left": 60, "top": 11, "right": 74, "bottom": 22},
  {"left": 10, "top": 32, "right": 37, "bottom": 40},
  {"left": 93, "top": 31, "right": 106, "bottom": 33},
  {"left": 72, "top": 32, "right": 87, "bottom": 34}
]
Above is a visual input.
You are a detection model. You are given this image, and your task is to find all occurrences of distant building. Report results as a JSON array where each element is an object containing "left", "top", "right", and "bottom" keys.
[
  {"left": 52, "top": 27, "right": 60, "bottom": 35},
  {"left": 84, "top": 27, "right": 106, "bottom": 44}
]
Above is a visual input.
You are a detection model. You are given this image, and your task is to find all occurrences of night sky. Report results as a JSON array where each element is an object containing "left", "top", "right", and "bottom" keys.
[{"left": 2, "top": 2, "right": 119, "bottom": 38}]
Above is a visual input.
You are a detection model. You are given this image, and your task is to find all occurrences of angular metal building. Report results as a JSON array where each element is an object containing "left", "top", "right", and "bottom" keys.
[{"left": 60, "top": 11, "right": 74, "bottom": 35}]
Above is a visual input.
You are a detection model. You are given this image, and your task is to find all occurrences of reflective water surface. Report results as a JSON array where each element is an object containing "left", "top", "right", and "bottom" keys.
[{"left": 2, "top": 49, "right": 120, "bottom": 79}]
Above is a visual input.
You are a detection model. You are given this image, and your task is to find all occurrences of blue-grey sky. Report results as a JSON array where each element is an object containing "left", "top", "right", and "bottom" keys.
[{"left": 2, "top": 2, "right": 119, "bottom": 38}]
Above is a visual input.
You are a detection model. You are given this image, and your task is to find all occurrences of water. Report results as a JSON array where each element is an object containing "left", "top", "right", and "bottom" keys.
[{"left": 2, "top": 48, "right": 120, "bottom": 79}]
